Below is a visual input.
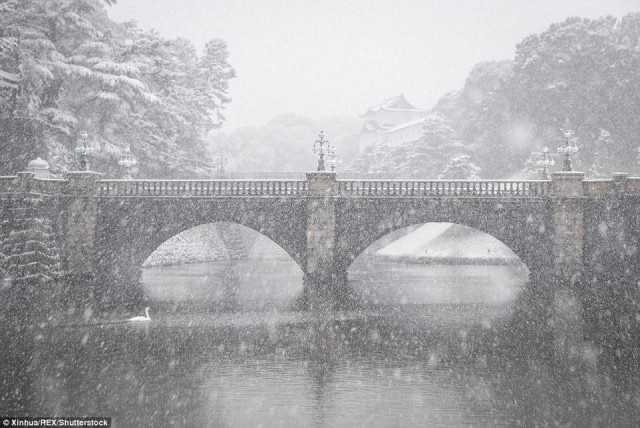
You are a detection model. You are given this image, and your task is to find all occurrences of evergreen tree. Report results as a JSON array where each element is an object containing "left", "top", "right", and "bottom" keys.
[
  {"left": 438, "top": 154, "right": 481, "bottom": 179},
  {"left": 0, "top": 0, "right": 235, "bottom": 177}
]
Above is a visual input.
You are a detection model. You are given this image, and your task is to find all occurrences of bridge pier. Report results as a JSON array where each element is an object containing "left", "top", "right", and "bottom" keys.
[
  {"left": 551, "top": 172, "right": 585, "bottom": 286},
  {"left": 303, "top": 172, "right": 350, "bottom": 309},
  {"left": 548, "top": 172, "right": 591, "bottom": 364},
  {"left": 59, "top": 172, "right": 104, "bottom": 311}
]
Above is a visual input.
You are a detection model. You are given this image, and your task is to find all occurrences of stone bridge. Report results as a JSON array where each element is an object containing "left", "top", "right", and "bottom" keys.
[{"left": 1, "top": 171, "right": 639, "bottom": 322}]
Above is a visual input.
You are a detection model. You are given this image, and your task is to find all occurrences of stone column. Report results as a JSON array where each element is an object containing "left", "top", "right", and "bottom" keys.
[
  {"left": 304, "top": 171, "right": 344, "bottom": 308},
  {"left": 549, "top": 171, "right": 587, "bottom": 365},
  {"left": 62, "top": 171, "right": 102, "bottom": 310},
  {"left": 550, "top": 171, "right": 585, "bottom": 283}
]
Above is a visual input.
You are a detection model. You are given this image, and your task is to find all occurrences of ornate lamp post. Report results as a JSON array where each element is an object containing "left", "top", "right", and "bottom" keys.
[
  {"left": 557, "top": 120, "right": 578, "bottom": 172},
  {"left": 118, "top": 145, "right": 137, "bottom": 179},
  {"left": 74, "top": 131, "right": 94, "bottom": 171},
  {"left": 326, "top": 144, "right": 342, "bottom": 172},
  {"left": 312, "top": 131, "right": 332, "bottom": 172},
  {"left": 536, "top": 146, "right": 555, "bottom": 180}
]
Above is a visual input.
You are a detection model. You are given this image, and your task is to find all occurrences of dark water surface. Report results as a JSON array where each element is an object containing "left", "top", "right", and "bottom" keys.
[{"left": 1, "top": 259, "right": 639, "bottom": 427}]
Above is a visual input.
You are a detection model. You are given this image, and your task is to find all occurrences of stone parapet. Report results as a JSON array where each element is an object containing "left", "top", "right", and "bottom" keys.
[
  {"left": 306, "top": 171, "right": 338, "bottom": 196},
  {"left": 65, "top": 171, "right": 102, "bottom": 196},
  {"left": 628, "top": 177, "right": 640, "bottom": 193},
  {"left": 551, "top": 172, "right": 585, "bottom": 197},
  {"left": 583, "top": 180, "right": 614, "bottom": 197},
  {"left": 0, "top": 176, "right": 18, "bottom": 193}
]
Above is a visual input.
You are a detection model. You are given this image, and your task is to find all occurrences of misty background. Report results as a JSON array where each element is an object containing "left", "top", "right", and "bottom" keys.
[{"left": 2, "top": 0, "right": 640, "bottom": 178}]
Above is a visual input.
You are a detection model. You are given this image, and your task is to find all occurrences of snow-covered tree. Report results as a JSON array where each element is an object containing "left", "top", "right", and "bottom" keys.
[
  {"left": 0, "top": 0, "right": 235, "bottom": 177},
  {"left": 438, "top": 154, "right": 481, "bottom": 179}
]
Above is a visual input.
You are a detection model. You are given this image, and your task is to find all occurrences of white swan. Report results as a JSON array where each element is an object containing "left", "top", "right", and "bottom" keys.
[{"left": 128, "top": 307, "right": 151, "bottom": 321}]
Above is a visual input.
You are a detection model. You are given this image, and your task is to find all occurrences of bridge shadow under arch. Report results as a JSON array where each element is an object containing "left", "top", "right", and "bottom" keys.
[
  {"left": 335, "top": 197, "right": 553, "bottom": 282},
  {"left": 346, "top": 222, "right": 530, "bottom": 305},
  {"left": 139, "top": 222, "right": 304, "bottom": 311},
  {"left": 94, "top": 197, "right": 307, "bottom": 308}
]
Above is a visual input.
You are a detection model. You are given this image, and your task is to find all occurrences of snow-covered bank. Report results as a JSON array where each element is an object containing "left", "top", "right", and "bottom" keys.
[
  {"left": 142, "top": 223, "right": 290, "bottom": 267},
  {"left": 376, "top": 223, "right": 521, "bottom": 265},
  {"left": 143, "top": 222, "right": 521, "bottom": 268},
  {"left": 142, "top": 224, "right": 227, "bottom": 267}
]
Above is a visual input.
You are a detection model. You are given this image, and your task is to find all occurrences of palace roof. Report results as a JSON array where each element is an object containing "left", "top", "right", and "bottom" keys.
[{"left": 361, "top": 94, "right": 426, "bottom": 117}]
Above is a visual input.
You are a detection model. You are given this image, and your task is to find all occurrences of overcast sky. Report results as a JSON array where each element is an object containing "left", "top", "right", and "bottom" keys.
[{"left": 108, "top": 0, "right": 640, "bottom": 132}]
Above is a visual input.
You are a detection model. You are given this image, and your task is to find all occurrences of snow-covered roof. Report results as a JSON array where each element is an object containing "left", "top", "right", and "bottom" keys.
[
  {"left": 360, "top": 117, "right": 425, "bottom": 135},
  {"left": 361, "top": 94, "right": 426, "bottom": 117},
  {"left": 383, "top": 118, "right": 426, "bottom": 134}
]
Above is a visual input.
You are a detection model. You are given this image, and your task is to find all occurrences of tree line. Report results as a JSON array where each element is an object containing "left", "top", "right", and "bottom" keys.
[
  {"left": 0, "top": 0, "right": 235, "bottom": 177},
  {"left": 351, "top": 13, "right": 640, "bottom": 179}
]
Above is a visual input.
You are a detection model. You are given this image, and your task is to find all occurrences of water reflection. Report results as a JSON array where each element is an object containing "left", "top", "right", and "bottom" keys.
[{"left": 1, "top": 259, "right": 639, "bottom": 427}]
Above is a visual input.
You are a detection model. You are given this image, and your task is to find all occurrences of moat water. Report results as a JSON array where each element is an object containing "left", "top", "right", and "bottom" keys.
[{"left": 1, "top": 259, "right": 639, "bottom": 427}]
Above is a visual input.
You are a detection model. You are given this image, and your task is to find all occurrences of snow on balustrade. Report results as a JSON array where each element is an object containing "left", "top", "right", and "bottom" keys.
[
  {"left": 97, "top": 179, "right": 308, "bottom": 197},
  {"left": 4, "top": 176, "right": 637, "bottom": 198},
  {"left": 337, "top": 180, "right": 552, "bottom": 197}
]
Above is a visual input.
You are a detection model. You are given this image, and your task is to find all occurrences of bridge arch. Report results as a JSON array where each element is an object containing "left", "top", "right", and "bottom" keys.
[
  {"left": 346, "top": 222, "right": 530, "bottom": 272},
  {"left": 93, "top": 197, "right": 307, "bottom": 306},
  {"left": 335, "top": 198, "right": 553, "bottom": 278}
]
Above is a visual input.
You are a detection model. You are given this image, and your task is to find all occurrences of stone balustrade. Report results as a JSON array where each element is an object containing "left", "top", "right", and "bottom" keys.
[
  {"left": 97, "top": 179, "right": 308, "bottom": 197},
  {"left": 2, "top": 174, "right": 639, "bottom": 198},
  {"left": 337, "top": 179, "right": 552, "bottom": 197}
]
